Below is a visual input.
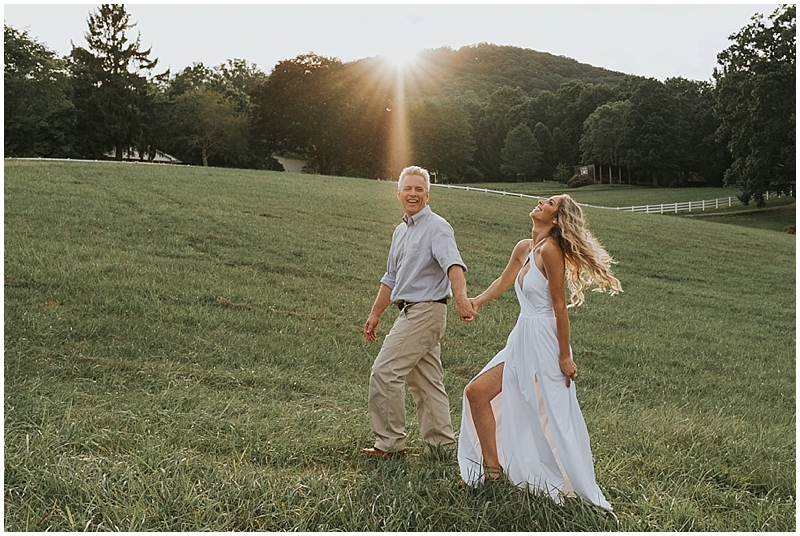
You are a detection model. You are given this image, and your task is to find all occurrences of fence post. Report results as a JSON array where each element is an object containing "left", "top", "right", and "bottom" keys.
[
  {"left": 660, "top": 204, "right": 664, "bottom": 214},
  {"left": 702, "top": 200, "right": 705, "bottom": 211},
  {"left": 716, "top": 198, "right": 719, "bottom": 209}
]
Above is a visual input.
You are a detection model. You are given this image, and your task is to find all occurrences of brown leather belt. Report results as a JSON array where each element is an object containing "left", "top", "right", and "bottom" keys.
[{"left": 396, "top": 298, "right": 448, "bottom": 311}]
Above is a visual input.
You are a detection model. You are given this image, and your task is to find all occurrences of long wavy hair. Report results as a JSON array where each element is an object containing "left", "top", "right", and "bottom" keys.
[{"left": 550, "top": 194, "right": 622, "bottom": 307}]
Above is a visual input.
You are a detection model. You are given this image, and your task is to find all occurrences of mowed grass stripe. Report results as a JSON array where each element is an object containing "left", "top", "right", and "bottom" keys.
[{"left": 4, "top": 160, "right": 795, "bottom": 531}]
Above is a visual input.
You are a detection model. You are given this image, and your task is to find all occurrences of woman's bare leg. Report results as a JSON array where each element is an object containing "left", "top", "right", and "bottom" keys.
[{"left": 464, "top": 363, "right": 504, "bottom": 477}]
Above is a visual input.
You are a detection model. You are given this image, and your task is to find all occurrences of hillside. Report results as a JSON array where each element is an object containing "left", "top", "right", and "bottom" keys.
[
  {"left": 404, "top": 43, "right": 630, "bottom": 99},
  {"left": 4, "top": 160, "right": 795, "bottom": 531}
]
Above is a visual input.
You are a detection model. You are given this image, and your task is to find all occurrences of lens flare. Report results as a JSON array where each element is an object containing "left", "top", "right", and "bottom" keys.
[{"left": 381, "top": 47, "right": 420, "bottom": 69}]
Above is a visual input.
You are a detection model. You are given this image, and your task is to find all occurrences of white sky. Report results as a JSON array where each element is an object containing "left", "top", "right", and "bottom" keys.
[{"left": 3, "top": 3, "right": 781, "bottom": 82}]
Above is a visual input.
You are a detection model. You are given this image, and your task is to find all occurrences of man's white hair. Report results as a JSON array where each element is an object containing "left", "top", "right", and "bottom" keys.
[{"left": 398, "top": 166, "right": 431, "bottom": 191}]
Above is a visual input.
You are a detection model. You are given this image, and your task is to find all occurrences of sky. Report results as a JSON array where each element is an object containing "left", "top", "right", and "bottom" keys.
[{"left": 3, "top": 3, "right": 781, "bottom": 83}]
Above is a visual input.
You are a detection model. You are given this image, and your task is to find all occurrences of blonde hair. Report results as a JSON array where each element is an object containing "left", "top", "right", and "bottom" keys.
[{"left": 551, "top": 194, "right": 622, "bottom": 307}]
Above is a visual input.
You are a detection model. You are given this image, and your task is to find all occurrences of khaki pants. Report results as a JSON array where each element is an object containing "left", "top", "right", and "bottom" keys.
[{"left": 368, "top": 301, "right": 455, "bottom": 452}]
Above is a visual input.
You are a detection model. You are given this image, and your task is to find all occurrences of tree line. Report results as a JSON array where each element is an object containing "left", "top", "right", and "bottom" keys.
[{"left": 4, "top": 4, "right": 795, "bottom": 206}]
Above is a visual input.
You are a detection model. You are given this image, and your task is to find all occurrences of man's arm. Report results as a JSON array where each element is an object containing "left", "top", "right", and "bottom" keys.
[
  {"left": 364, "top": 283, "right": 393, "bottom": 342},
  {"left": 448, "top": 265, "right": 476, "bottom": 322}
]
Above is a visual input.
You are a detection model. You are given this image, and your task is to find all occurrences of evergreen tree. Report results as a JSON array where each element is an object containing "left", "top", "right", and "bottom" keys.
[{"left": 70, "top": 4, "right": 159, "bottom": 160}]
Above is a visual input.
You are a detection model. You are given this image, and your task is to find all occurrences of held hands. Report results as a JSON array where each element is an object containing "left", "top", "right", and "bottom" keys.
[
  {"left": 559, "top": 357, "right": 577, "bottom": 387},
  {"left": 455, "top": 296, "right": 478, "bottom": 322},
  {"left": 365, "top": 297, "right": 478, "bottom": 341}
]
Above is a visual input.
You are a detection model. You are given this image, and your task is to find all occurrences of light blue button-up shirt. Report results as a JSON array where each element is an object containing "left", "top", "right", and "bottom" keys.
[{"left": 380, "top": 205, "right": 466, "bottom": 303}]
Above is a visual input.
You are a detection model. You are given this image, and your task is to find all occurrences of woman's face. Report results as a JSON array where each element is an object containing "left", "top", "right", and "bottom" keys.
[{"left": 530, "top": 196, "right": 562, "bottom": 224}]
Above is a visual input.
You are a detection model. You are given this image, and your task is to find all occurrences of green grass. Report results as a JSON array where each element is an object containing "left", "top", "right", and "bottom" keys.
[
  {"left": 4, "top": 160, "right": 796, "bottom": 531},
  {"left": 458, "top": 182, "right": 796, "bottom": 232}
]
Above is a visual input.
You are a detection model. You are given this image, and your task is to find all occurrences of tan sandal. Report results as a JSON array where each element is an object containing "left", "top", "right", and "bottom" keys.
[{"left": 484, "top": 465, "right": 504, "bottom": 481}]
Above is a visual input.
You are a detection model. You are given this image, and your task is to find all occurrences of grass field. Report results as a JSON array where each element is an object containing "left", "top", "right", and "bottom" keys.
[
  {"left": 452, "top": 182, "right": 796, "bottom": 233},
  {"left": 4, "top": 160, "right": 796, "bottom": 531}
]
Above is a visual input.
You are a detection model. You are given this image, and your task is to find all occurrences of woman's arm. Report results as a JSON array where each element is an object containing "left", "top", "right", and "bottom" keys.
[
  {"left": 540, "top": 240, "right": 576, "bottom": 388},
  {"left": 471, "top": 239, "right": 531, "bottom": 309}
]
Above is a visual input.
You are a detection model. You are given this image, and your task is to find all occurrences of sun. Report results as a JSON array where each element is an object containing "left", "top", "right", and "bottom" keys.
[{"left": 381, "top": 46, "right": 420, "bottom": 69}]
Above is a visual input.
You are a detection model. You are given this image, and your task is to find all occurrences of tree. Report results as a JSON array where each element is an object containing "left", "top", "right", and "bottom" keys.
[
  {"left": 714, "top": 4, "right": 796, "bottom": 206},
  {"left": 70, "top": 4, "right": 159, "bottom": 159},
  {"left": 251, "top": 53, "right": 393, "bottom": 177},
  {"left": 548, "top": 81, "right": 615, "bottom": 167},
  {"left": 165, "top": 60, "right": 277, "bottom": 169},
  {"left": 472, "top": 86, "right": 529, "bottom": 181},
  {"left": 621, "top": 78, "right": 685, "bottom": 185},
  {"left": 4, "top": 25, "right": 75, "bottom": 157},
  {"left": 500, "top": 124, "right": 542, "bottom": 181},
  {"left": 170, "top": 87, "right": 248, "bottom": 167},
  {"left": 250, "top": 54, "right": 345, "bottom": 174},
  {"left": 531, "top": 122, "right": 556, "bottom": 181},
  {"left": 408, "top": 97, "right": 477, "bottom": 181},
  {"left": 664, "top": 77, "right": 728, "bottom": 186},
  {"left": 579, "top": 100, "right": 631, "bottom": 177},
  {"left": 552, "top": 162, "right": 572, "bottom": 184}
]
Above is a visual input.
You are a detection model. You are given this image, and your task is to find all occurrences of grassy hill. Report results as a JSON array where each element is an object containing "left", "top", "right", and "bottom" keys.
[
  {"left": 442, "top": 182, "right": 797, "bottom": 233},
  {"left": 4, "top": 160, "right": 795, "bottom": 531}
]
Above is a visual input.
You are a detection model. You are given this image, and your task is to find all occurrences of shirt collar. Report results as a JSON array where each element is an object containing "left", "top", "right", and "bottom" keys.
[{"left": 403, "top": 205, "right": 432, "bottom": 225}]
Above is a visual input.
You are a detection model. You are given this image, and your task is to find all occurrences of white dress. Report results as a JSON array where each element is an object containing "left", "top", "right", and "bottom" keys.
[{"left": 457, "top": 240, "right": 612, "bottom": 511}]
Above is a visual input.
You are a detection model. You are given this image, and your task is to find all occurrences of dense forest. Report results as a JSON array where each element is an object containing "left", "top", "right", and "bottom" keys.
[{"left": 4, "top": 4, "right": 795, "bottom": 206}]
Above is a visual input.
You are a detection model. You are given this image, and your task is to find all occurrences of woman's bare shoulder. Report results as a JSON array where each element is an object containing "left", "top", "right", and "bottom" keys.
[
  {"left": 513, "top": 238, "right": 533, "bottom": 255},
  {"left": 538, "top": 237, "right": 565, "bottom": 263}
]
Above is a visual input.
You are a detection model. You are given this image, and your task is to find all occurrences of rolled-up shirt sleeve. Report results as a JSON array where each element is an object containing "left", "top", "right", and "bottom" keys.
[
  {"left": 432, "top": 221, "right": 466, "bottom": 274},
  {"left": 380, "top": 227, "right": 400, "bottom": 289}
]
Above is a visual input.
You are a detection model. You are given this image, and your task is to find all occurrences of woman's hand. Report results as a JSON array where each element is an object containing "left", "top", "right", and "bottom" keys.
[
  {"left": 469, "top": 297, "right": 480, "bottom": 313},
  {"left": 559, "top": 357, "right": 577, "bottom": 387}
]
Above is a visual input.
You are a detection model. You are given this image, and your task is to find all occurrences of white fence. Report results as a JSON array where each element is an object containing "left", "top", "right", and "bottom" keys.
[
  {"left": 605, "top": 197, "right": 741, "bottom": 214},
  {"left": 431, "top": 183, "right": 765, "bottom": 214}
]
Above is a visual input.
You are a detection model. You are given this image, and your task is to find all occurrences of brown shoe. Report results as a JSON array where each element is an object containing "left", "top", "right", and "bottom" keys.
[{"left": 362, "top": 447, "right": 406, "bottom": 459}]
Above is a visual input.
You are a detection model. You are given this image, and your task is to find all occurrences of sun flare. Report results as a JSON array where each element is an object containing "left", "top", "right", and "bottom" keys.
[{"left": 381, "top": 47, "right": 420, "bottom": 69}]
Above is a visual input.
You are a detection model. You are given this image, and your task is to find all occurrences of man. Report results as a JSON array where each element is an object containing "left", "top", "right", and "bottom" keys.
[{"left": 363, "top": 165, "right": 476, "bottom": 459}]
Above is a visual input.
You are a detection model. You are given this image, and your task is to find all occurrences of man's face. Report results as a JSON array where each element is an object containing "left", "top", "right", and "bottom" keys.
[{"left": 398, "top": 174, "right": 429, "bottom": 217}]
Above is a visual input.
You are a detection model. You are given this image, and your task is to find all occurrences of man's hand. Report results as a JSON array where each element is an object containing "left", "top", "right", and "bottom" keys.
[
  {"left": 364, "top": 284, "right": 392, "bottom": 342},
  {"left": 364, "top": 314, "right": 380, "bottom": 342},
  {"left": 455, "top": 296, "right": 477, "bottom": 322},
  {"left": 448, "top": 265, "right": 476, "bottom": 322}
]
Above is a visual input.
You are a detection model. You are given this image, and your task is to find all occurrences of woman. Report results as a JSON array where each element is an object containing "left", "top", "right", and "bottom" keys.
[{"left": 457, "top": 194, "right": 621, "bottom": 511}]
